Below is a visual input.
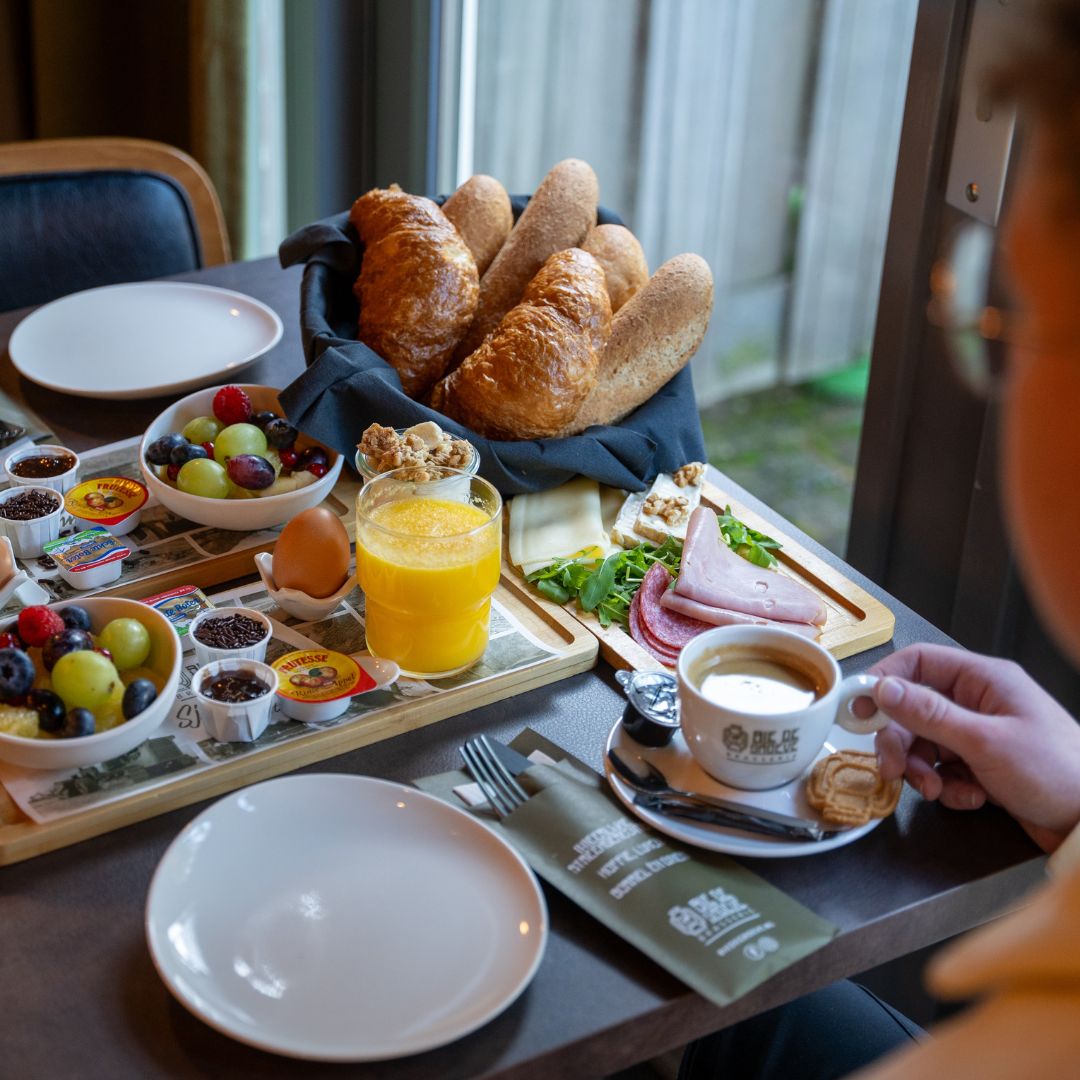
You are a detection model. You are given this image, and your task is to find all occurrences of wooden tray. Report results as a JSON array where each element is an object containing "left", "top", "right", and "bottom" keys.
[
  {"left": 0, "top": 571, "right": 598, "bottom": 865},
  {"left": 508, "top": 480, "right": 895, "bottom": 672}
]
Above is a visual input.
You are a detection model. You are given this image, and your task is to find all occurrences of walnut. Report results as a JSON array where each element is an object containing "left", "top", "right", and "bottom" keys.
[
  {"left": 358, "top": 423, "right": 475, "bottom": 475},
  {"left": 672, "top": 462, "right": 705, "bottom": 488},
  {"left": 642, "top": 492, "right": 690, "bottom": 525}
]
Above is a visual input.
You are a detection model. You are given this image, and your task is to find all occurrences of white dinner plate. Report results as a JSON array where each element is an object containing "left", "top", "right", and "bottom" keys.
[
  {"left": 605, "top": 720, "right": 882, "bottom": 859},
  {"left": 145, "top": 774, "right": 547, "bottom": 1061},
  {"left": 9, "top": 281, "right": 283, "bottom": 398}
]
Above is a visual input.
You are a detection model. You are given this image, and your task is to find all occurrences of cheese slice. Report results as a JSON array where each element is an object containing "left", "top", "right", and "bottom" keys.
[
  {"left": 611, "top": 490, "right": 649, "bottom": 548},
  {"left": 634, "top": 472, "right": 704, "bottom": 544},
  {"left": 508, "top": 477, "right": 608, "bottom": 569}
]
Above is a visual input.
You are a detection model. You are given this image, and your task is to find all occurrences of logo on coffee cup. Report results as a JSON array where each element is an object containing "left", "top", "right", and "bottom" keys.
[{"left": 723, "top": 723, "right": 800, "bottom": 764}]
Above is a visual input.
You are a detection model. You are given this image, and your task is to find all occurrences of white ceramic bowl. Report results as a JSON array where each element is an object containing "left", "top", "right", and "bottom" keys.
[
  {"left": 189, "top": 607, "right": 272, "bottom": 668},
  {"left": 192, "top": 658, "right": 277, "bottom": 742},
  {"left": 0, "top": 597, "right": 182, "bottom": 770},
  {"left": 139, "top": 384, "right": 343, "bottom": 531},
  {"left": 4, "top": 443, "right": 80, "bottom": 494}
]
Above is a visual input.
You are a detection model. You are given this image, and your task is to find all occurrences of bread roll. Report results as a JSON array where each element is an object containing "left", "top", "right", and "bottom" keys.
[
  {"left": 430, "top": 248, "right": 611, "bottom": 440},
  {"left": 349, "top": 186, "right": 478, "bottom": 398},
  {"left": 452, "top": 158, "right": 599, "bottom": 364},
  {"left": 567, "top": 253, "right": 713, "bottom": 433},
  {"left": 442, "top": 174, "right": 513, "bottom": 275},
  {"left": 581, "top": 224, "right": 648, "bottom": 311}
]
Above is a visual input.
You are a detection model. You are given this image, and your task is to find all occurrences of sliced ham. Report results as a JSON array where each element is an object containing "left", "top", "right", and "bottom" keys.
[
  {"left": 659, "top": 588, "right": 821, "bottom": 639},
  {"left": 628, "top": 588, "right": 680, "bottom": 667},
  {"left": 674, "top": 507, "right": 828, "bottom": 626},
  {"left": 637, "top": 563, "right": 711, "bottom": 649}
]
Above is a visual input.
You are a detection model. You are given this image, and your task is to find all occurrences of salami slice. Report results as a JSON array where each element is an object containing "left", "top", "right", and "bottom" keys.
[
  {"left": 637, "top": 562, "right": 712, "bottom": 650},
  {"left": 629, "top": 588, "right": 680, "bottom": 667}
]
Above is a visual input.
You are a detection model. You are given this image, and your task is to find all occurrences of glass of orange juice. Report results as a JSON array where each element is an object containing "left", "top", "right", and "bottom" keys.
[{"left": 355, "top": 467, "right": 502, "bottom": 678}]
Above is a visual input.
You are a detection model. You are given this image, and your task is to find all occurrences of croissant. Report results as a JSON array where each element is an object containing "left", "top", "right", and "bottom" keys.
[
  {"left": 349, "top": 187, "right": 478, "bottom": 398},
  {"left": 429, "top": 247, "right": 611, "bottom": 440}
]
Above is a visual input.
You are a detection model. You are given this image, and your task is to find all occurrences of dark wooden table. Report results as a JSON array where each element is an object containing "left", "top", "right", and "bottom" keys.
[{"left": 0, "top": 260, "right": 1046, "bottom": 1079}]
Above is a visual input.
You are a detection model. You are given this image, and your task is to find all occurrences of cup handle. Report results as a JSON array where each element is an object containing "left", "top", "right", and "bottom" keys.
[{"left": 834, "top": 673, "right": 888, "bottom": 735}]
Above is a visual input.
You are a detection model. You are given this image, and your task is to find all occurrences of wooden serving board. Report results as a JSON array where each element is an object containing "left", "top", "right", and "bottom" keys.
[
  {"left": 508, "top": 480, "right": 894, "bottom": 672},
  {"left": 0, "top": 571, "right": 598, "bottom": 865}
]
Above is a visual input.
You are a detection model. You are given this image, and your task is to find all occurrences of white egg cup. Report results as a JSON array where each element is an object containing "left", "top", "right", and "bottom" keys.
[{"left": 254, "top": 551, "right": 355, "bottom": 621}]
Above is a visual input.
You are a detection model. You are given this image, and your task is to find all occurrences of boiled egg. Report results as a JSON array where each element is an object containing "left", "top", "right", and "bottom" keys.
[{"left": 272, "top": 507, "right": 351, "bottom": 598}]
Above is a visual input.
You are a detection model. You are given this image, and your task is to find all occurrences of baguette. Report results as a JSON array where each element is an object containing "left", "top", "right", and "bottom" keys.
[
  {"left": 567, "top": 253, "right": 713, "bottom": 433},
  {"left": 452, "top": 158, "right": 598, "bottom": 363},
  {"left": 442, "top": 174, "right": 513, "bottom": 275},
  {"left": 581, "top": 224, "right": 648, "bottom": 312}
]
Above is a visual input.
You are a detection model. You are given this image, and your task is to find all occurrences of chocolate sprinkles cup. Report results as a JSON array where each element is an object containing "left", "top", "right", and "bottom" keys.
[
  {"left": 0, "top": 485, "right": 63, "bottom": 558},
  {"left": 189, "top": 607, "right": 272, "bottom": 668}
]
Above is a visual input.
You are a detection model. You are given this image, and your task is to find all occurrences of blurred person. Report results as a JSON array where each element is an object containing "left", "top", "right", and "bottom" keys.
[{"left": 681, "top": 2, "right": 1080, "bottom": 1076}]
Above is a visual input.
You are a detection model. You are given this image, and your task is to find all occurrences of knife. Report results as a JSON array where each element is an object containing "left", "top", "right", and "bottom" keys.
[{"left": 632, "top": 792, "right": 835, "bottom": 842}]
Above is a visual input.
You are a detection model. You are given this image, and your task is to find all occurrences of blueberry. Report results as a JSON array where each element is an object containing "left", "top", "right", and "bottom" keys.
[
  {"left": 62, "top": 708, "right": 95, "bottom": 738},
  {"left": 251, "top": 410, "right": 279, "bottom": 432},
  {"left": 170, "top": 442, "right": 208, "bottom": 466},
  {"left": 264, "top": 418, "right": 298, "bottom": 449},
  {"left": 60, "top": 605, "right": 92, "bottom": 632},
  {"left": 0, "top": 647, "right": 35, "bottom": 701},
  {"left": 122, "top": 678, "right": 158, "bottom": 720},
  {"left": 42, "top": 628, "right": 94, "bottom": 671},
  {"left": 146, "top": 432, "right": 188, "bottom": 467},
  {"left": 29, "top": 689, "right": 65, "bottom": 733}
]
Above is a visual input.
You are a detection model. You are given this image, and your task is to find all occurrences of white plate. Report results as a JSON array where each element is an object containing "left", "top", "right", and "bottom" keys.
[
  {"left": 9, "top": 282, "right": 283, "bottom": 398},
  {"left": 146, "top": 774, "right": 547, "bottom": 1061},
  {"left": 605, "top": 720, "right": 882, "bottom": 859}
]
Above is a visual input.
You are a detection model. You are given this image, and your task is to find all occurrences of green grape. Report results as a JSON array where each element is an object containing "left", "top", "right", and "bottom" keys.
[
  {"left": 214, "top": 423, "right": 268, "bottom": 464},
  {"left": 99, "top": 618, "right": 151, "bottom": 671},
  {"left": 177, "top": 457, "right": 230, "bottom": 498},
  {"left": 182, "top": 414, "right": 223, "bottom": 444},
  {"left": 51, "top": 650, "right": 122, "bottom": 711}
]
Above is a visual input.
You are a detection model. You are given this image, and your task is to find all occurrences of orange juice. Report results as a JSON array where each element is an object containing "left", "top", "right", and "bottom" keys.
[{"left": 356, "top": 490, "right": 502, "bottom": 677}]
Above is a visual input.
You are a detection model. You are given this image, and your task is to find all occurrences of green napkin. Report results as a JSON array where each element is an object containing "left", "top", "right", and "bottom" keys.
[{"left": 415, "top": 729, "right": 837, "bottom": 1008}]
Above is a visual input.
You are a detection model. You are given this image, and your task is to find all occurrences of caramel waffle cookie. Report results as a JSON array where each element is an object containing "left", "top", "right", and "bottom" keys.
[{"left": 806, "top": 750, "right": 901, "bottom": 827}]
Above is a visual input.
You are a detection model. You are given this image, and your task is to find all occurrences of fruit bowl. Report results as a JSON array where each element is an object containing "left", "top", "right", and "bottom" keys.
[
  {"left": 140, "top": 384, "right": 344, "bottom": 531},
  {"left": 0, "top": 597, "right": 182, "bottom": 771}
]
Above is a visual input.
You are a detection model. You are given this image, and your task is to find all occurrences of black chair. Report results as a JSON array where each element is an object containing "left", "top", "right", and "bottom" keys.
[{"left": 0, "top": 137, "right": 230, "bottom": 314}]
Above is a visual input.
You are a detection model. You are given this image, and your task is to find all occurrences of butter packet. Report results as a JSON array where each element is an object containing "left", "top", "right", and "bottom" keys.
[{"left": 140, "top": 584, "right": 214, "bottom": 648}]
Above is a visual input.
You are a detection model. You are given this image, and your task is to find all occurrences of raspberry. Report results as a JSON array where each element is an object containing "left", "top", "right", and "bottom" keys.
[
  {"left": 18, "top": 605, "right": 65, "bottom": 648},
  {"left": 0, "top": 630, "right": 24, "bottom": 651},
  {"left": 213, "top": 385, "right": 252, "bottom": 426}
]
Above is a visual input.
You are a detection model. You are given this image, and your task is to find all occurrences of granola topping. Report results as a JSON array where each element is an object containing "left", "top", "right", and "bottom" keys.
[
  {"left": 358, "top": 423, "right": 475, "bottom": 480},
  {"left": 672, "top": 462, "right": 706, "bottom": 488},
  {"left": 642, "top": 492, "right": 690, "bottom": 525}
]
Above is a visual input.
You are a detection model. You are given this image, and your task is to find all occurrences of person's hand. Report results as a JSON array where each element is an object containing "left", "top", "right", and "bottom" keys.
[{"left": 869, "top": 643, "right": 1080, "bottom": 852}]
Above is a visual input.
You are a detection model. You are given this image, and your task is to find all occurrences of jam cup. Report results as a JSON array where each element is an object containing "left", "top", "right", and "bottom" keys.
[
  {"left": 0, "top": 485, "right": 64, "bottom": 558},
  {"left": 193, "top": 658, "right": 277, "bottom": 742},
  {"left": 4, "top": 444, "right": 80, "bottom": 495},
  {"left": 189, "top": 607, "right": 272, "bottom": 668}
]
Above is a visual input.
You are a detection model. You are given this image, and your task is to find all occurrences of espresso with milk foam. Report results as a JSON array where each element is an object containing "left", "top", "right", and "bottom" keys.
[{"left": 689, "top": 647, "right": 829, "bottom": 715}]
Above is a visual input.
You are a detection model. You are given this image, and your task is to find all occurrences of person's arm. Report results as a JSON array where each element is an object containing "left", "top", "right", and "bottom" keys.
[{"left": 869, "top": 643, "right": 1080, "bottom": 852}]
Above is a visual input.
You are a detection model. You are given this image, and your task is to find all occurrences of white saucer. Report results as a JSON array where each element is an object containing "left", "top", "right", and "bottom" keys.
[
  {"left": 9, "top": 282, "right": 283, "bottom": 398},
  {"left": 146, "top": 774, "right": 547, "bottom": 1061},
  {"left": 605, "top": 720, "right": 882, "bottom": 858}
]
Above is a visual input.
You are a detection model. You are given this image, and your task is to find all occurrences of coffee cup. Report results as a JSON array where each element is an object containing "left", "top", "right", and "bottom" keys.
[{"left": 677, "top": 625, "right": 888, "bottom": 791}]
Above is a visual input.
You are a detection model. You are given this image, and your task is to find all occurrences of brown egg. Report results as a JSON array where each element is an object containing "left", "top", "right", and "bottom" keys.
[{"left": 273, "top": 507, "right": 351, "bottom": 598}]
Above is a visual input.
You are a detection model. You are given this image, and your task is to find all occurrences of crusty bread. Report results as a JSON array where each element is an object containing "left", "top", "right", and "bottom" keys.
[
  {"left": 452, "top": 158, "right": 598, "bottom": 363},
  {"left": 581, "top": 224, "right": 648, "bottom": 312},
  {"left": 442, "top": 174, "right": 513, "bottom": 275},
  {"left": 430, "top": 248, "right": 611, "bottom": 440},
  {"left": 350, "top": 187, "right": 478, "bottom": 399},
  {"left": 567, "top": 253, "right": 713, "bottom": 432}
]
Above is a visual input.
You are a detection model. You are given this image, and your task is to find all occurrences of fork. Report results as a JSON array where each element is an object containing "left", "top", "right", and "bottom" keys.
[{"left": 460, "top": 735, "right": 529, "bottom": 818}]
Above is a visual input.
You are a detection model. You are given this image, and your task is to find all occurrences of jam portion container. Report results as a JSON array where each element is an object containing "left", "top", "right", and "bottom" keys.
[
  {"left": 65, "top": 476, "right": 148, "bottom": 535},
  {"left": 616, "top": 669, "right": 680, "bottom": 747},
  {"left": 43, "top": 526, "right": 130, "bottom": 589},
  {"left": 189, "top": 607, "right": 272, "bottom": 667},
  {"left": 4, "top": 444, "right": 80, "bottom": 494},
  {"left": 140, "top": 585, "right": 214, "bottom": 649},
  {"left": 0, "top": 486, "right": 64, "bottom": 559},
  {"left": 193, "top": 657, "right": 277, "bottom": 742},
  {"left": 272, "top": 648, "right": 380, "bottom": 723}
]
